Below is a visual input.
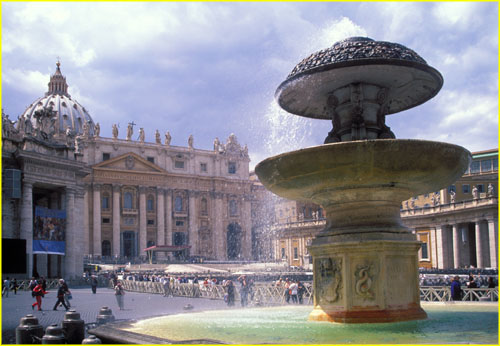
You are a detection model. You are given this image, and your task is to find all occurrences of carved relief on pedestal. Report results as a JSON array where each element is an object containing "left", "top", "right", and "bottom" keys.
[
  {"left": 354, "top": 263, "right": 376, "bottom": 300},
  {"left": 315, "top": 257, "right": 342, "bottom": 305}
]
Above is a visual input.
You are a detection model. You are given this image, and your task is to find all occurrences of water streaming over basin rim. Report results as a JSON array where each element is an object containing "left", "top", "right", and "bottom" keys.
[{"left": 123, "top": 302, "right": 498, "bottom": 344}]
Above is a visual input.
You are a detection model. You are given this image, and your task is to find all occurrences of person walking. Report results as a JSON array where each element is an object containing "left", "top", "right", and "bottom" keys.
[
  {"left": 114, "top": 282, "right": 125, "bottom": 310},
  {"left": 238, "top": 275, "right": 249, "bottom": 307},
  {"left": 32, "top": 282, "right": 48, "bottom": 311},
  {"left": 12, "top": 278, "right": 18, "bottom": 295},
  {"left": 297, "top": 281, "right": 305, "bottom": 304},
  {"left": 61, "top": 279, "right": 71, "bottom": 308},
  {"left": 224, "top": 279, "right": 235, "bottom": 306},
  {"left": 2, "top": 277, "right": 11, "bottom": 297},
  {"left": 289, "top": 280, "right": 298, "bottom": 304},
  {"left": 91, "top": 275, "right": 98, "bottom": 294},
  {"left": 53, "top": 280, "right": 70, "bottom": 311},
  {"left": 450, "top": 276, "right": 463, "bottom": 301}
]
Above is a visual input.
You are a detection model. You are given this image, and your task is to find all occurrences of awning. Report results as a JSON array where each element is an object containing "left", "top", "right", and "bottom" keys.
[
  {"left": 144, "top": 245, "right": 191, "bottom": 264},
  {"left": 143, "top": 245, "right": 191, "bottom": 252}
]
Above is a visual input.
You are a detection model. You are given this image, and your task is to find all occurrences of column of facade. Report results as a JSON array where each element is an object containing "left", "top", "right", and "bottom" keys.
[
  {"left": 165, "top": 189, "right": 173, "bottom": 246},
  {"left": 92, "top": 184, "right": 102, "bottom": 256},
  {"left": 188, "top": 190, "right": 198, "bottom": 255},
  {"left": 156, "top": 187, "right": 165, "bottom": 259},
  {"left": 452, "top": 224, "right": 461, "bottom": 268},
  {"left": 20, "top": 181, "right": 34, "bottom": 277},
  {"left": 488, "top": 219, "right": 498, "bottom": 269},
  {"left": 64, "top": 188, "right": 76, "bottom": 278},
  {"left": 73, "top": 188, "right": 85, "bottom": 277},
  {"left": 475, "top": 221, "right": 484, "bottom": 268},
  {"left": 242, "top": 196, "right": 252, "bottom": 260},
  {"left": 112, "top": 184, "right": 121, "bottom": 257},
  {"left": 214, "top": 193, "right": 225, "bottom": 260},
  {"left": 139, "top": 187, "right": 147, "bottom": 258},
  {"left": 83, "top": 185, "right": 90, "bottom": 256}
]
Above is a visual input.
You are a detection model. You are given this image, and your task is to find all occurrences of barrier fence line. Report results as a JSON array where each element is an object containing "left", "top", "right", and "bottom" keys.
[{"left": 116, "top": 281, "right": 498, "bottom": 303}]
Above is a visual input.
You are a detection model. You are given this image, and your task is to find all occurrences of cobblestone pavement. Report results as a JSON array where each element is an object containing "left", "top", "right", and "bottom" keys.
[{"left": 2, "top": 287, "right": 229, "bottom": 343}]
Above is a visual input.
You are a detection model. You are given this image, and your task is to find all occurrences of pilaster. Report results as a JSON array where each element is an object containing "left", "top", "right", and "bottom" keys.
[
  {"left": 112, "top": 184, "right": 121, "bottom": 257},
  {"left": 92, "top": 183, "right": 102, "bottom": 256}
]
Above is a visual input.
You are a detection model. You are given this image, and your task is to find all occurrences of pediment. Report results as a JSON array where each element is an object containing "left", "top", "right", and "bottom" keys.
[{"left": 93, "top": 152, "right": 166, "bottom": 173}]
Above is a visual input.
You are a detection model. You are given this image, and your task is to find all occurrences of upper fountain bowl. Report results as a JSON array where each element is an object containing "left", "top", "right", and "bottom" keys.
[{"left": 275, "top": 37, "right": 443, "bottom": 119}]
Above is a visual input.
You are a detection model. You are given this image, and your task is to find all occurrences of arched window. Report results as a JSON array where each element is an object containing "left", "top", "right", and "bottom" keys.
[
  {"left": 124, "top": 192, "right": 133, "bottom": 209},
  {"left": 102, "top": 194, "right": 110, "bottom": 210},
  {"left": 229, "top": 199, "right": 238, "bottom": 216},
  {"left": 175, "top": 196, "right": 183, "bottom": 212},
  {"left": 147, "top": 195, "right": 154, "bottom": 212},
  {"left": 102, "top": 240, "right": 111, "bottom": 257},
  {"left": 201, "top": 198, "right": 208, "bottom": 215}
]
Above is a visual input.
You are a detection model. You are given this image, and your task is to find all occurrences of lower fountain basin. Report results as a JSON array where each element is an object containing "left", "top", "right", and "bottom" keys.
[{"left": 93, "top": 303, "right": 497, "bottom": 344}]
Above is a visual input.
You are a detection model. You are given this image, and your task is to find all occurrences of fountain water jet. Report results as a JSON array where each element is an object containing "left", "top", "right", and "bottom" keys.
[{"left": 255, "top": 37, "right": 471, "bottom": 323}]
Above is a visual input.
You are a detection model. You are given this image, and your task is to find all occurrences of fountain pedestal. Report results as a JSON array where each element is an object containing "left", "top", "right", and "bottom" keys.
[{"left": 308, "top": 240, "right": 425, "bottom": 323}]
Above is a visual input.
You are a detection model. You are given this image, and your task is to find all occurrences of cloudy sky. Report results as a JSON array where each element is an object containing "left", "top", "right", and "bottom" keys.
[{"left": 2, "top": 2, "right": 498, "bottom": 170}]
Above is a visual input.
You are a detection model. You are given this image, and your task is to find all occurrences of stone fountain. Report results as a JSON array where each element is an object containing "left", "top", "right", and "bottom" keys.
[{"left": 255, "top": 37, "right": 471, "bottom": 323}]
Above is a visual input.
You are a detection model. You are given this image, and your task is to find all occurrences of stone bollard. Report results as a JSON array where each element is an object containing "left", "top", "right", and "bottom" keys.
[
  {"left": 41, "top": 324, "right": 66, "bottom": 344},
  {"left": 82, "top": 335, "right": 102, "bottom": 344},
  {"left": 62, "top": 309, "right": 85, "bottom": 344},
  {"left": 15, "top": 314, "right": 44, "bottom": 344},
  {"left": 96, "top": 306, "right": 115, "bottom": 325}
]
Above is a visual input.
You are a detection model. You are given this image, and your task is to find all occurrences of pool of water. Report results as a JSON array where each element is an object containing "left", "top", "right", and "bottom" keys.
[{"left": 125, "top": 302, "right": 498, "bottom": 344}]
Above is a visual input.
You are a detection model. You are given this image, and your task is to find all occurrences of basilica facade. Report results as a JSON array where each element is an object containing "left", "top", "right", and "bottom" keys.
[{"left": 2, "top": 62, "right": 254, "bottom": 279}]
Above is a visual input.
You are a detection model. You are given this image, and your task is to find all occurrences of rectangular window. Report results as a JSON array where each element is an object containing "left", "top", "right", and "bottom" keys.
[
  {"left": 281, "top": 247, "right": 286, "bottom": 259},
  {"left": 448, "top": 185, "right": 456, "bottom": 193},
  {"left": 102, "top": 218, "right": 110, "bottom": 224},
  {"left": 293, "top": 247, "right": 298, "bottom": 259},
  {"left": 470, "top": 161, "right": 480, "bottom": 174},
  {"left": 174, "top": 161, "right": 185, "bottom": 169},
  {"left": 462, "top": 184, "right": 470, "bottom": 194},
  {"left": 147, "top": 156, "right": 155, "bottom": 164},
  {"left": 421, "top": 242, "right": 429, "bottom": 259},
  {"left": 477, "top": 184, "right": 484, "bottom": 193},
  {"left": 228, "top": 162, "right": 236, "bottom": 174},
  {"left": 176, "top": 220, "right": 184, "bottom": 227},
  {"left": 200, "top": 163, "right": 207, "bottom": 172},
  {"left": 102, "top": 153, "right": 111, "bottom": 161},
  {"left": 481, "top": 160, "right": 491, "bottom": 173},
  {"left": 147, "top": 199, "right": 154, "bottom": 211},
  {"left": 147, "top": 219, "right": 155, "bottom": 226},
  {"left": 493, "top": 158, "right": 498, "bottom": 171}
]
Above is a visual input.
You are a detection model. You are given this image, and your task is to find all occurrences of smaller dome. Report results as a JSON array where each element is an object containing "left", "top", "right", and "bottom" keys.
[{"left": 20, "top": 61, "right": 95, "bottom": 136}]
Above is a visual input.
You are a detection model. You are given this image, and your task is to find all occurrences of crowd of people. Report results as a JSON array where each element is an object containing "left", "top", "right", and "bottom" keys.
[{"left": 420, "top": 273, "right": 497, "bottom": 287}]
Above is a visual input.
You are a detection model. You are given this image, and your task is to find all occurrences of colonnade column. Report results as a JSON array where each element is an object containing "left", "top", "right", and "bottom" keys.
[
  {"left": 475, "top": 221, "right": 484, "bottom": 268},
  {"left": 64, "top": 188, "right": 76, "bottom": 277},
  {"left": 139, "top": 186, "right": 147, "bottom": 258},
  {"left": 435, "top": 226, "right": 445, "bottom": 269},
  {"left": 92, "top": 184, "right": 102, "bottom": 256},
  {"left": 188, "top": 190, "right": 198, "bottom": 256},
  {"left": 452, "top": 224, "right": 461, "bottom": 268},
  {"left": 165, "top": 189, "right": 172, "bottom": 246},
  {"left": 488, "top": 219, "right": 498, "bottom": 269},
  {"left": 112, "top": 184, "right": 121, "bottom": 257},
  {"left": 157, "top": 187, "right": 165, "bottom": 259},
  {"left": 20, "top": 181, "right": 34, "bottom": 277}
]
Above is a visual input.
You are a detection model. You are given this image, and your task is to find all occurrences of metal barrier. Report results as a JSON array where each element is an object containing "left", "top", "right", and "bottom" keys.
[{"left": 119, "top": 281, "right": 498, "bottom": 304}]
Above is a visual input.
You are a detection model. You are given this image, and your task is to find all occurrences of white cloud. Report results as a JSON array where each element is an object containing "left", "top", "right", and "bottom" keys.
[
  {"left": 2, "top": 68, "right": 48, "bottom": 95},
  {"left": 432, "top": 2, "right": 480, "bottom": 28}
]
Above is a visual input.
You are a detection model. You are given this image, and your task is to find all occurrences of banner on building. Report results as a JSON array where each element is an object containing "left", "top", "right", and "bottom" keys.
[{"left": 33, "top": 206, "right": 66, "bottom": 255}]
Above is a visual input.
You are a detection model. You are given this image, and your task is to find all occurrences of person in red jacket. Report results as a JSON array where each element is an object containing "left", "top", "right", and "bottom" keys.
[{"left": 32, "top": 282, "right": 48, "bottom": 311}]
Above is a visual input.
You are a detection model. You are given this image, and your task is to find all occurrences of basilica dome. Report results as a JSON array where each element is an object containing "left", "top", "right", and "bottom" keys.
[{"left": 21, "top": 61, "right": 95, "bottom": 136}]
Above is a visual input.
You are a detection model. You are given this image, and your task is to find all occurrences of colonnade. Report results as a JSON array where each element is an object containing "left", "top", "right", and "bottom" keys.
[{"left": 434, "top": 218, "right": 498, "bottom": 269}]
